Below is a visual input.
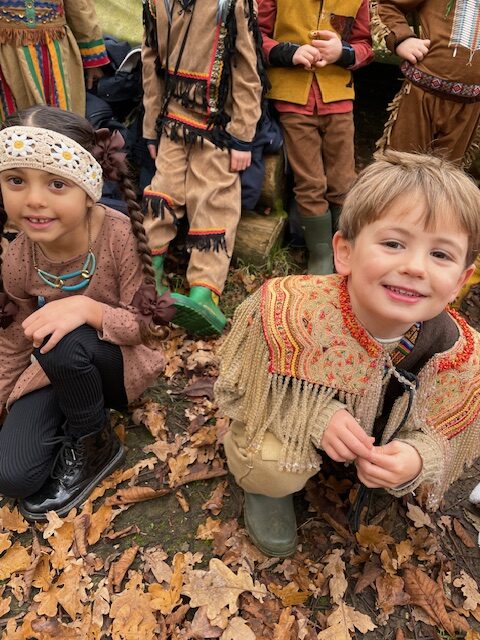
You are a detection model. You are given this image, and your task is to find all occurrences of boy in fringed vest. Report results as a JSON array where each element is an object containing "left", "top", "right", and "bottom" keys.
[
  {"left": 141, "top": 0, "right": 264, "bottom": 336},
  {"left": 258, "top": 0, "right": 373, "bottom": 274},
  {"left": 215, "top": 151, "right": 480, "bottom": 557}
]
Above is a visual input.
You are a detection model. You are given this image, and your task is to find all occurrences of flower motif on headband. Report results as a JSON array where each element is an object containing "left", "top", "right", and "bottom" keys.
[
  {"left": 5, "top": 132, "right": 35, "bottom": 158},
  {"left": 85, "top": 163, "right": 102, "bottom": 190},
  {"left": 51, "top": 142, "right": 80, "bottom": 170}
]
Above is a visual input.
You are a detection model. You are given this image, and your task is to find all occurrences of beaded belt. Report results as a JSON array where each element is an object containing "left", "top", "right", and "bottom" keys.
[{"left": 401, "top": 61, "right": 480, "bottom": 103}]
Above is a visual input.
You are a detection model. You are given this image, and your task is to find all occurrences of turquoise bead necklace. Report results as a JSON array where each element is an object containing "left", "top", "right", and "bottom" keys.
[{"left": 32, "top": 219, "right": 96, "bottom": 292}]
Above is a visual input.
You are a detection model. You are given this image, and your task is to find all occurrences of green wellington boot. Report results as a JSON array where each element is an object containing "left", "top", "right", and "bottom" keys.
[
  {"left": 299, "top": 212, "right": 334, "bottom": 275},
  {"left": 329, "top": 204, "right": 343, "bottom": 235},
  {"left": 152, "top": 254, "right": 168, "bottom": 295},
  {"left": 171, "top": 286, "right": 227, "bottom": 336},
  {"left": 244, "top": 492, "right": 298, "bottom": 557}
]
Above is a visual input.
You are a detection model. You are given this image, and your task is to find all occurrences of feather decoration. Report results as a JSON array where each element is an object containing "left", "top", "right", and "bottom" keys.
[
  {"left": 164, "top": 0, "right": 173, "bottom": 24},
  {"left": 217, "top": 0, "right": 230, "bottom": 23}
]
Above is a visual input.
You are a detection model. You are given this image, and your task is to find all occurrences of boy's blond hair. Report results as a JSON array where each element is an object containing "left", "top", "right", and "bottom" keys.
[{"left": 339, "top": 150, "right": 480, "bottom": 266}]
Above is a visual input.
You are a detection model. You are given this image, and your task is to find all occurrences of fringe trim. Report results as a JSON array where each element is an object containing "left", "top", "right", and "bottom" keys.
[
  {"left": 141, "top": 193, "right": 176, "bottom": 221},
  {"left": 375, "top": 81, "right": 410, "bottom": 153},
  {"left": 159, "top": 117, "right": 230, "bottom": 149},
  {"left": 186, "top": 230, "right": 227, "bottom": 253},
  {"left": 369, "top": 0, "right": 391, "bottom": 56},
  {"left": 167, "top": 74, "right": 208, "bottom": 110},
  {"left": 0, "top": 26, "right": 66, "bottom": 46},
  {"left": 143, "top": 0, "right": 158, "bottom": 49}
]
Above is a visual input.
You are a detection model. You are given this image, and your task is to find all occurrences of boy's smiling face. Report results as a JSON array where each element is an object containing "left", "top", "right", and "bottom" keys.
[{"left": 333, "top": 193, "right": 475, "bottom": 339}]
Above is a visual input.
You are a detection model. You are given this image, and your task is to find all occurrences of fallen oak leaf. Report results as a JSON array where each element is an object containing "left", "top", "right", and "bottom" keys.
[
  {"left": 319, "top": 601, "right": 377, "bottom": 638},
  {"left": 30, "top": 616, "right": 78, "bottom": 638},
  {"left": 355, "top": 524, "right": 394, "bottom": 553},
  {"left": 149, "top": 553, "right": 185, "bottom": 615},
  {"left": 0, "top": 505, "right": 29, "bottom": 533},
  {"left": 202, "top": 480, "right": 228, "bottom": 515},
  {"left": 395, "top": 539, "right": 414, "bottom": 567},
  {"left": 105, "top": 486, "right": 170, "bottom": 506},
  {"left": 268, "top": 581, "right": 311, "bottom": 606},
  {"left": 453, "top": 571, "right": 480, "bottom": 611},
  {"left": 110, "top": 571, "right": 158, "bottom": 638},
  {"left": 321, "top": 512, "right": 352, "bottom": 541},
  {"left": 73, "top": 513, "right": 91, "bottom": 557},
  {"left": 196, "top": 516, "right": 222, "bottom": 540},
  {"left": 174, "top": 463, "right": 228, "bottom": 487},
  {"left": 108, "top": 543, "right": 140, "bottom": 594},
  {"left": 375, "top": 574, "right": 410, "bottom": 624},
  {"left": 0, "top": 541, "right": 30, "bottom": 580},
  {"left": 182, "top": 557, "right": 267, "bottom": 620},
  {"left": 272, "top": 607, "right": 296, "bottom": 640},
  {"left": 406, "top": 502, "right": 434, "bottom": 529},
  {"left": 175, "top": 490, "right": 190, "bottom": 513},
  {"left": 353, "top": 559, "right": 382, "bottom": 595},
  {"left": 322, "top": 548, "right": 347, "bottom": 605},
  {"left": 453, "top": 518, "right": 477, "bottom": 549},
  {"left": 183, "top": 377, "right": 215, "bottom": 401},
  {"left": 403, "top": 565, "right": 455, "bottom": 635},
  {"left": 0, "top": 532, "right": 12, "bottom": 554}
]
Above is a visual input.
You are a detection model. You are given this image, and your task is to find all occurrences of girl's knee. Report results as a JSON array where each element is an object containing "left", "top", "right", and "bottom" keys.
[
  {"left": 0, "top": 461, "right": 43, "bottom": 499},
  {"left": 34, "top": 324, "right": 93, "bottom": 371}
]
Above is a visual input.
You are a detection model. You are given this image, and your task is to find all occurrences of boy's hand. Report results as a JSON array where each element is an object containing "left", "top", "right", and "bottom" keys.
[
  {"left": 321, "top": 409, "right": 375, "bottom": 462},
  {"left": 311, "top": 31, "right": 343, "bottom": 66},
  {"left": 355, "top": 441, "right": 422, "bottom": 488},
  {"left": 395, "top": 37, "right": 431, "bottom": 64},
  {"left": 147, "top": 143, "right": 157, "bottom": 160},
  {"left": 230, "top": 149, "right": 251, "bottom": 172},
  {"left": 22, "top": 297, "right": 104, "bottom": 354},
  {"left": 85, "top": 67, "right": 104, "bottom": 90},
  {"left": 292, "top": 44, "right": 321, "bottom": 69}
]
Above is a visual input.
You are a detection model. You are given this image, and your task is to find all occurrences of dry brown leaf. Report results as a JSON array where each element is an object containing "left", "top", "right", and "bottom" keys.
[
  {"left": 221, "top": 616, "right": 255, "bottom": 640},
  {"left": 87, "top": 503, "right": 117, "bottom": 545},
  {"left": 144, "top": 438, "right": 182, "bottom": 462},
  {"left": 42, "top": 510, "right": 68, "bottom": 538},
  {"left": 108, "top": 543, "right": 139, "bottom": 593},
  {"left": 268, "top": 581, "right": 312, "bottom": 606},
  {"left": 90, "top": 580, "right": 111, "bottom": 631},
  {"left": 324, "top": 601, "right": 377, "bottom": 635},
  {"left": 355, "top": 524, "right": 394, "bottom": 553},
  {"left": 23, "top": 536, "right": 43, "bottom": 600},
  {"left": 140, "top": 400, "right": 168, "bottom": 438},
  {"left": 182, "top": 557, "right": 267, "bottom": 620},
  {"left": 196, "top": 516, "right": 222, "bottom": 540},
  {"left": 184, "top": 378, "right": 215, "bottom": 400},
  {"left": 30, "top": 617, "right": 79, "bottom": 638},
  {"left": 453, "top": 571, "right": 480, "bottom": 610},
  {"left": 395, "top": 630, "right": 406, "bottom": 640},
  {"left": 354, "top": 560, "right": 382, "bottom": 595},
  {"left": 406, "top": 502, "right": 434, "bottom": 529},
  {"left": 395, "top": 539, "right": 414, "bottom": 567},
  {"left": 175, "top": 490, "right": 190, "bottom": 513},
  {"left": 105, "top": 485, "right": 170, "bottom": 506},
  {"left": 272, "top": 606, "right": 296, "bottom": 640},
  {"left": 0, "top": 593, "right": 11, "bottom": 617},
  {"left": 322, "top": 549, "right": 347, "bottom": 604},
  {"left": 110, "top": 571, "right": 158, "bottom": 639},
  {"left": 453, "top": 518, "right": 477, "bottom": 548},
  {"left": 46, "top": 519, "right": 75, "bottom": 571},
  {"left": 149, "top": 552, "right": 184, "bottom": 615},
  {"left": 466, "top": 631, "right": 480, "bottom": 640},
  {"left": 403, "top": 565, "right": 455, "bottom": 635},
  {"left": 380, "top": 547, "right": 397, "bottom": 576},
  {"left": 375, "top": 574, "right": 410, "bottom": 624},
  {"left": 0, "top": 505, "right": 29, "bottom": 533},
  {"left": 0, "top": 532, "right": 12, "bottom": 554},
  {"left": 168, "top": 452, "right": 192, "bottom": 487},
  {"left": 202, "top": 480, "right": 228, "bottom": 515},
  {"left": 143, "top": 546, "right": 172, "bottom": 584},
  {"left": 31, "top": 555, "right": 53, "bottom": 592},
  {"left": 321, "top": 512, "right": 352, "bottom": 541},
  {"left": 190, "top": 606, "right": 224, "bottom": 638},
  {"left": 73, "top": 513, "right": 91, "bottom": 557},
  {"left": 56, "top": 561, "right": 90, "bottom": 620},
  {"left": 0, "top": 541, "right": 30, "bottom": 580}
]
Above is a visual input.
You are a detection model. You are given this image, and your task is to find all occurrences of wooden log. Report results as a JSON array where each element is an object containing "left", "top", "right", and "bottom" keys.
[
  {"left": 233, "top": 209, "right": 287, "bottom": 266},
  {"left": 257, "top": 153, "right": 286, "bottom": 213}
]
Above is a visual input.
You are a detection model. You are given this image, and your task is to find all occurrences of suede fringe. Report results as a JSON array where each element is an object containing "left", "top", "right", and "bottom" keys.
[
  {"left": 0, "top": 26, "right": 66, "bottom": 46},
  {"left": 141, "top": 194, "right": 176, "bottom": 221},
  {"left": 186, "top": 232, "right": 227, "bottom": 253}
]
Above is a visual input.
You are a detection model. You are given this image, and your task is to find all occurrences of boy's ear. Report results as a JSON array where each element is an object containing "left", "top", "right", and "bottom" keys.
[
  {"left": 450, "top": 263, "right": 476, "bottom": 303},
  {"left": 332, "top": 231, "right": 353, "bottom": 276}
]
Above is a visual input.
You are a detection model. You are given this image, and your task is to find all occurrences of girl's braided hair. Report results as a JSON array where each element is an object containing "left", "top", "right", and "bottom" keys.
[{"left": 0, "top": 105, "right": 174, "bottom": 332}]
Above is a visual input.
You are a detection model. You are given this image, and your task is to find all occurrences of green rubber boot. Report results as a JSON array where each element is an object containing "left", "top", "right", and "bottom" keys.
[
  {"left": 152, "top": 254, "right": 168, "bottom": 295},
  {"left": 299, "top": 212, "right": 334, "bottom": 275},
  {"left": 171, "top": 286, "right": 227, "bottom": 336},
  {"left": 244, "top": 492, "right": 298, "bottom": 557},
  {"left": 330, "top": 204, "right": 343, "bottom": 235}
]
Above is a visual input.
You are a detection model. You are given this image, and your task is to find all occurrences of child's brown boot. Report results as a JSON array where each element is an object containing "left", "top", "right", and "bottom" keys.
[{"left": 244, "top": 491, "right": 297, "bottom": 557}]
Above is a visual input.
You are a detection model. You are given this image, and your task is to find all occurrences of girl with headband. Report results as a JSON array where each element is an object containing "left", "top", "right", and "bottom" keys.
[{"left": 0, "top": 105, "right": 175, "bottom": 521}]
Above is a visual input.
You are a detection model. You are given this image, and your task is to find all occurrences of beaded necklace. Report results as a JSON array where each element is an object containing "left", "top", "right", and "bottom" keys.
[{"left": 32, "top": 219, "right": 96, "bottom": 292}]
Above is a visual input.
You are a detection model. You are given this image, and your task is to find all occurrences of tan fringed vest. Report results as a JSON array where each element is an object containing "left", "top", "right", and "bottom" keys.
[{"left": 267, "top": 0, "right": 362, "bottom": 104}]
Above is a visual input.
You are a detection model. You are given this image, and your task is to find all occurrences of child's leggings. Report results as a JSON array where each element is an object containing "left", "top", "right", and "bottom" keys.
[{"left": 0, "top": 325, "right": 128, "bottom": 499}]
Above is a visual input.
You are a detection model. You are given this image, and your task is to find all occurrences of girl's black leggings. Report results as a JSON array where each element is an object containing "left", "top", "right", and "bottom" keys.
[{"left": 0, "top": 325, "right": 128, "bottom": 499}]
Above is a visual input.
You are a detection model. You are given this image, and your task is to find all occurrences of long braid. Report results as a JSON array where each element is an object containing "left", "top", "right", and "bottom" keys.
[
  {"left": 0, "top": 200, "right": 18, "bottom": 328},
  {"left": 116, "top": 172, "right": 156, "bottom": 286}
]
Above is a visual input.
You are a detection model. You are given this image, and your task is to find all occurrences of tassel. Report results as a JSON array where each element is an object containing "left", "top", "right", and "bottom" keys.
[
  {"left": 0, "top": 26, "right": 67, "bottom": 46},
  {"left": 186, "top": 231, "right": 227, "bottom": 253},
  {"left": 141, "top": 194, "right": 176, "bottom": 221}
]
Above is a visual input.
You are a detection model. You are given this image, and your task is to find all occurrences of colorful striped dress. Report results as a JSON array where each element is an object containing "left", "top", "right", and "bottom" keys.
[{"left": 0, "top": 0, "right": 109, "bottom": 118}]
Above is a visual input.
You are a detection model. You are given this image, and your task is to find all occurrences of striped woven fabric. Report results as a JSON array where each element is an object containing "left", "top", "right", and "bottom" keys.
[{"left": 449, "top": 0, "right": 480, "bottom": 61}]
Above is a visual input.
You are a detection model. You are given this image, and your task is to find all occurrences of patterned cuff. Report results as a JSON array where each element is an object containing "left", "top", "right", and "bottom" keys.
[{"left": 79, "top": 38, "right": 110, "bottom": 68}]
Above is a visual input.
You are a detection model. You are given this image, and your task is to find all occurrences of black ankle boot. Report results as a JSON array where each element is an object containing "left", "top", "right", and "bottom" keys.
[{"left": 19, "top": 421, "right": 125, "bottom": 521}]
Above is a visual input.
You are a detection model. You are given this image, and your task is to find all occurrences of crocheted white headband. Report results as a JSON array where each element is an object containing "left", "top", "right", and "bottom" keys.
[{"left": 0, "top": 126, "right": 103, "bottom": 201}]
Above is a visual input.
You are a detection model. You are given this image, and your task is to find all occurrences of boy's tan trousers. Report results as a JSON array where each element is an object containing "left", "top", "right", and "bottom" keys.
[
  {"left": 223, "top": 421, "right": 318, "bottom": 497},
  {"left": 143, "top": 135, "right": 241, "bottom": 295}
]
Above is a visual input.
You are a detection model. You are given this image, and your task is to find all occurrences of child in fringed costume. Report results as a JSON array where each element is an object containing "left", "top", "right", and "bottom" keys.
[
  {"left": 258, "top": 0, "right": 373, "bottom": 275},
  {"left": 375, "top": 0, "right": 479, "bottom": 165},
  {"left": 0, "top": 0, "right": 110, "bottom": 119},
  {"left": 141, "top": 0, "right": 264, "bottom": 336},
  {"left": 215, "top": 150, "right": 480, "bottom": 557}
]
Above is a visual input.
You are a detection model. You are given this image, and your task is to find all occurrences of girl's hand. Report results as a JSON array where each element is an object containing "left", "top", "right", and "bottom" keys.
[
  {"left": 22, "top": 297, "right": 104, "bottom": 354},
  {"left": 311, "top": 31, "right": 343, "bottom": 66},
  {"left": 321, "top": 409, "right": 375, "bottom": 462},
  {"left": 355, "top": 441, "right": 423, "bottom": 488}
]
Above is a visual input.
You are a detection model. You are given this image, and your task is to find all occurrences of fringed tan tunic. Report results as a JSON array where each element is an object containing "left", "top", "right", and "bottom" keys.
[{"left": 215, "top": 275, "right": 480, "bottom": 509}]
